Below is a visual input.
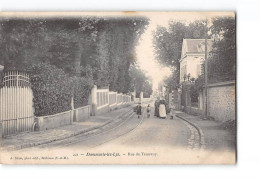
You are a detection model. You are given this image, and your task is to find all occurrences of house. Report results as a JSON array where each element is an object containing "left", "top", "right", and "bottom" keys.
[{"left": 179, "top": 39, "right": 213, "bottom": 83}]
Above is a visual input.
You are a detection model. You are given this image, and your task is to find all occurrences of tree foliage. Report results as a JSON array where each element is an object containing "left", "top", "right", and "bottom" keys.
[
  {"left": 25, "top": 63, "right": 94, "bottom": 116},
  {"left": 208, "top": 17, "right": 236, "bottom": 83},
  {"left": 0, "top": 16, "right": 149, "bottom": 93},
  {"left": 26, "top": 63, "right": 74, "bottom": 116},
  {"left": 94, "top": 17, "right": 149, "bottom": 93},
  {"left": 129, "top": 65, "right": 153, "bottom": 98}
]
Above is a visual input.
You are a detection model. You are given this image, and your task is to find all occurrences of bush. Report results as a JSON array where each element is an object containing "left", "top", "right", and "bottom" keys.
[
  {"left": 26, "top": 63, "right": 73, "bottom": 116},
  {"left": 26, "top": 63, "right": 93, "bottom": 116},
  {"left": 71, "top": 76, "right": 93, "bottom": 109}
]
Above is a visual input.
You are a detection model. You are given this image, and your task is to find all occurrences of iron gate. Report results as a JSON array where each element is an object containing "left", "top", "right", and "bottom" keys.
[{"left": 0, "top": 71, "right": 34, "bottom": 137}]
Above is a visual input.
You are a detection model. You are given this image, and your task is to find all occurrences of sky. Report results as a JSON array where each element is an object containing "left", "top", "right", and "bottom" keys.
[
  {"left": 135, "top": 12, "right": 234, "bottom": 90},
  {"left": 135, "top": 13, "right": 172, "bottom": 90}
]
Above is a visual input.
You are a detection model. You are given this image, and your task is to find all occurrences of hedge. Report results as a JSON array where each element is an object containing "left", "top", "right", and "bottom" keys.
[
  {"left": 71, "top": 76, "right": 93, "bottom": 109},
  {"left": 26, "top": 63, "right": 93, "bottom": 116}
]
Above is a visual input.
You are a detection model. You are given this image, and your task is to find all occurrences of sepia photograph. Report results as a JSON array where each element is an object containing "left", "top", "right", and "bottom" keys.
[{"left": 0, "top": 11, "right": 236, "bottom": 164}]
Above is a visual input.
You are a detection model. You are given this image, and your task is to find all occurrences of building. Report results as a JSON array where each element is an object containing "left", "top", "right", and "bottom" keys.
[{"left": 179, "top": 39, "right": 213, "bottom": 83}]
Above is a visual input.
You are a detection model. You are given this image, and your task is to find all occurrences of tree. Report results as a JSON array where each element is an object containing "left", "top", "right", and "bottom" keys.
[
  {"left": 93, "top": 17, "right": 149, "bottom": 93},
  {"left": 0, "top": 18, "right": 50, "bottom": 70},
  {"left": 129, "top": 65, "right": 153, "bottom": 98},
  {"left": 208, "top": 16, "right": 236, "bottom": 83},
  {"left": 0, "top": 16, "right": 149, "bottom": 94}
]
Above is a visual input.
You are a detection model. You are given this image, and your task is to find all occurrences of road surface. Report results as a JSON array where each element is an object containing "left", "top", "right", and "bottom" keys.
[{"left": 24, "top": 106, "right": 193, "bottom": 151}]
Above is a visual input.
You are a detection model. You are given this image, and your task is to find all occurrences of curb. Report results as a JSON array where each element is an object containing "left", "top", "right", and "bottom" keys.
[
  {"left": 176, "top": 114, "right": 206, "bottom": 149},
  {"left": 1, "top": 106, "right": 135, "bottom": 151},
  {"left": 1, "top": 120, "right": 114, "bottom": 152}
]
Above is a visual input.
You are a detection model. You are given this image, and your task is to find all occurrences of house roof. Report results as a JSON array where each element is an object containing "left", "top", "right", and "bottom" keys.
[{"left": 181, "top": 39, "right": 213, "bottom": 58}]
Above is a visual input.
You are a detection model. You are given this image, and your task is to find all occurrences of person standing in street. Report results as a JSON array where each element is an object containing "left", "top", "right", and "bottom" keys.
[
  {"left": 147, "top": 104, "right": 151, "bottom": 118},
  {"left": 159, "top": 100, "right": 167, "bottom": 119},
  {"left": 154, "top": 97, "right": 160, "bottom": 117},
  {"left": 136, "top": 102, "right": 142, "bottom": 119}
]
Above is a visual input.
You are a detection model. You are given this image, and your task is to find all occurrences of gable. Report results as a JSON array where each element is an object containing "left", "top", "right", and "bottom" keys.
[{"left": 182, "top": 39, "right": 213, "bottom": 57}]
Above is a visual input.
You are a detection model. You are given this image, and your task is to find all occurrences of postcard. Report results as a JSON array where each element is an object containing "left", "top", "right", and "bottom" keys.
[{"left": 0, "top": 12, "right": 236, "bottom": 164}]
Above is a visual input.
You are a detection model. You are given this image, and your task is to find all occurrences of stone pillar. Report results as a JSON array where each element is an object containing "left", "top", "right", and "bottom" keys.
[
  {"left": 140, "top": 91, "right": 143, "bottom": 103},
  {"left": 91, "top": 85, "right": 97, "bottom": 116}
]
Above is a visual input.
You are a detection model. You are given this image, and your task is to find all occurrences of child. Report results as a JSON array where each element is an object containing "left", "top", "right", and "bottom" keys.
[
  {"left": 136, "top": 102, "right": 142, "bottom": 118},
  {"left": 147, "top": 104, "right": 151, "bottom": 118}
]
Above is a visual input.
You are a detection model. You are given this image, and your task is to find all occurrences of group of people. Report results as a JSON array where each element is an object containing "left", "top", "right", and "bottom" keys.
[
  {"left": 154, "top": 98, "right": 167, "bottom": 119},
  {"left": 136, "top": 103, "right": 151, "bottom": 119},
  {"left": 135, "top": 97, "right": 168, "bottom": 119}
]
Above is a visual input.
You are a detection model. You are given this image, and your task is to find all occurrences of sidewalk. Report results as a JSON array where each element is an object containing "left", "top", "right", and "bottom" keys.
[
  {"left": 175, "top": 111, "right": 236, "bottom": 152},
  {"left": 0, "top": 106, "right": 133, "bottom": 151}
]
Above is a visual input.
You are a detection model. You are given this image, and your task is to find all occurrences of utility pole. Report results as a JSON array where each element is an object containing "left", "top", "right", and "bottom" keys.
[{"left": 204, "top": 19, "right": 208, "bottom": 119}]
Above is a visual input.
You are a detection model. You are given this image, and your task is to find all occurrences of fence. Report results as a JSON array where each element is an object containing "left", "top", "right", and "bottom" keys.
[
  {"left": 117, "top": 93, "right": 123, "bottom": 104},
  {"left": 0, "top": 71, "right": 34, "bottom": 137},
  {"left": 109, "top": 92, "right": 117, "bottom": 106},
  {"left": 0, "top": 74, "right": 133, "bottom": 137},
  {"left": 92, "top": 86, "right": 132, "bottom": 114},
  {"left": 97, "top": 88, "right": 109, "bottom": 109}
]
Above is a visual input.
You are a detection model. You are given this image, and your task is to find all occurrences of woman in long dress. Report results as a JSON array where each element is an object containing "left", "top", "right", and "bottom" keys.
[
  {"left": 154, "top": 98, "right": 160, "bottom": 117},
  {"left": 136, "top": 103, "right": 142, "bottom": 118},
  {"left": 159, "top": 100, "right": 167, "bottom": 119}
]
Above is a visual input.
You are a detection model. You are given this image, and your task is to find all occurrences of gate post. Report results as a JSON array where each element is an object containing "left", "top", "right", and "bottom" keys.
[{"left": 91, "top": 85, "right": 97, "bottom": 116}]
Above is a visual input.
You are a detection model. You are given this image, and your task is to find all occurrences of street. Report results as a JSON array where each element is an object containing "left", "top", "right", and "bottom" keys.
[
  {"left": 59, "top": 108, "right": 191, "bottom": 150},
  {"left": 19, "top": 106, "right": 196, "bottom": 151},
  {"left": 1, "top": 104, "right": 236, "bottom": 164}
]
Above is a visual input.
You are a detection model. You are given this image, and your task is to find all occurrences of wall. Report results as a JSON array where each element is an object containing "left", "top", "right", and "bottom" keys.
[
  {"left": 207, "top": 81, "right": 236, "bottom": 122},
  {"left": 134, "top": 97, "right": 151, "bottom": 104},
  {"left": 74, "top": 105, "right": 91, "bottom": 122},
  {"left": 35, "top": 110, "right": 73, "bottom": 131},
  {"left": 35, "top": 105, "right": 92, "bottom": 131}
]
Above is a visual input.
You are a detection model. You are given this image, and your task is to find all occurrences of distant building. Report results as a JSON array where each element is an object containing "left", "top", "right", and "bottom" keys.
[{"left": 179, "top": 39, "right": 213, "bottom": 83}]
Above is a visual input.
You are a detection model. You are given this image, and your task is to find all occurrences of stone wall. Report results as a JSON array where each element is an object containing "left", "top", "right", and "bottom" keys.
[
  {"left": 35, "top": 105, "right": 92, "bottom": 131},
  {"left": 207, "top": 81, "right": 236, "bottom": 122},
  {"left": 35, "top": 110, "right": 73, "bottom": 131},
  {"left": 74, "top": 105, "right": 91, "bottom": 122}
]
